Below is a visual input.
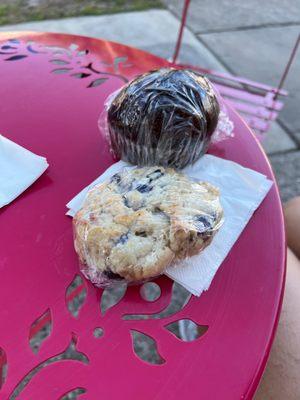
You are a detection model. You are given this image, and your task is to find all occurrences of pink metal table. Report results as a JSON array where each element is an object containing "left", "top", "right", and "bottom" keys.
[{"left": 0, "top": 32, "right": 286, "bottom": 399}]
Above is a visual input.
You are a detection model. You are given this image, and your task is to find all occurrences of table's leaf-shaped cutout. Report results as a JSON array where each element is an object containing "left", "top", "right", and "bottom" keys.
[
  {"left": 0, "top": 347, "right": 7, "bottom": 389},
  {"left": 59, "top": 387, "right": 86, "bottom": 400},
  {"left": 66, "top": 274, "right": 87, "bottom": 318},
  {"left": 69, "top": 43, "right": 79, "bottom": 51},
  {"left": 130, "top": 330, "right": 165, "bottom": 365},
  {"left": 44, "top": 45, "right": 72, "bottom": 56},
  {"left": 27, "top": 44, "right": 42, "bottom": 54},
  {"left": 1, "top": 45, "right": 16, "bottom": 50},
  {"left": 123, "top": 282, "right": 191, "bottom": 320},
  {"left": 77, "top": 50, "right": 89, "bottom": 56},
  {"left": 72, "top": 72, "right": 91, "bottom": 79},
  {"left": 93, "top": 327, "right": 104, "bottom": 339},
  {"left": 82, "top": 62, "right": 128, "bottom": 82},
  {"left": 50, "top": 59, "right": 70, "bottom": 65},
  {"left": 65, "top": 334, "right": 89, "bottom": 364},
  {"left": 100, "top": 283, "right": 127, "bottom": 316},
  {"left": 165, "top": 319, "right": 208, "bottom": 342},
  {"left": 4, "top": 55, "right": 27, "bottom": 61},
  {"left": 29, "top": 308, "right": 52, "bottom": 354},
  {"left": 113, "top": 56, "right": 128, "bottom": 72},
  {"left": 10, "top": 335, "right": 89, "bottom": 399},
  {"left": 52, "top": 68, "right": 73, "bottom": 74},
  {"left": 87, "top": 78, "right": 108, "bottom": 88},
  {"left": 140, "top": 282, "right": 161, "bottom": 302}
]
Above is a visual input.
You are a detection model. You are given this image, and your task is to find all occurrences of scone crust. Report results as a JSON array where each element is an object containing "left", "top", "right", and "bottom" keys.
[{"left": 73, "top": 166, "right": 223, "bottom": 283}]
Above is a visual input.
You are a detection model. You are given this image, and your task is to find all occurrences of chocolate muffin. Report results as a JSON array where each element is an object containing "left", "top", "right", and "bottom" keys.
[{"left": 107, "top": 68, "right": 220, "bottom": 169}]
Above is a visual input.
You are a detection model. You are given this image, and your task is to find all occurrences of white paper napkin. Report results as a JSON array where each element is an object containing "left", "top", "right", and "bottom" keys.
[
  {"left": 0, "top": 134, "right": 49, "bottom": 208},
  {"left": 66, "top": 155, "right": 272, "bottom": 296}
]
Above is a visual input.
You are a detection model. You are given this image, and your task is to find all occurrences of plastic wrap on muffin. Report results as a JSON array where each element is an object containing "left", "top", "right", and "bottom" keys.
[{"left": 106, "top": 68, "right": 220, "bottom": 169}]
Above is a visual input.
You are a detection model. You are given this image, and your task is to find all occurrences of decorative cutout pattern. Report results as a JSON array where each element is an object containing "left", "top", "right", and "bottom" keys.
[
  {"left": 130, "top": 330, "right": 165, "bottom": 365},
  {"left": 60, "top": 388, "right": 86, "bottom": 400},
  {"left": 93, "top": 328, "right": 104, "bottom": 339},
  {"left": 10, "top": 335, "right": 89, "bottom": 399},
  {"left": 50, "top": 59, "right": 70, "bottom": 65},
  {"left": 100, "top": 284, "right": 127, "bottom": 316},
  {"left": 123, "top": 282, "right": 191, "bottom": 320},
  {"left": 52, "top": 68, "right": 73, "bottom": 74},
  {"left": 165, "top": 319, "right": 208, "bottom": 342},
  {"left": 0, "top": 39, "right": 130, "bottom": 88},
  {"left": 27, "top": 44, "right": 43, "bottom": 54},
  {"left": 0, "top": 347, "right": 7, "bottom": 389},
  {"left": 66, "top": 275, "right": 87, "bottom": 318},
  {"left": 140, "top": 282, "right": 161, "bottom": 302},
  {"left": 71, "top": 72, "right": 91, "bottom": 79},
  {"left": 29, "top": 309, "right": 52, "bottom": 354},
  {"left": 4, "top": 55, "right": 27, "bottom": 61},
  {"left": 1, "top": 277, "right": 207, "bottom": 396},
  {"left": 1, "top": 45, "right": 17, "bottom": 50},
  {"left": 87, "top": 78, "right": 108, "bottom": 88}
]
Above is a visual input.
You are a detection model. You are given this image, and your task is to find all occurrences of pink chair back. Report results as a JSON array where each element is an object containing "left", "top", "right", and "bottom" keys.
[{"left": 172, "top": 0, "right": 300, "bottom": 138}]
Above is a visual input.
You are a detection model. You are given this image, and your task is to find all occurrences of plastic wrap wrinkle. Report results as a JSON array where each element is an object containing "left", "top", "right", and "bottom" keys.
[
  {"left": 73, "top": 166, "right": 224, "bottom": 287},
  {"left": 98, "top": 69, "right": 234, "bottom": 169}
]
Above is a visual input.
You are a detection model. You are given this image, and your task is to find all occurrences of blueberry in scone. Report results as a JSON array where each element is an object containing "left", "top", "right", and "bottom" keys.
[{"left": 73, "top": 166, "right": 223, "bottom": 286}]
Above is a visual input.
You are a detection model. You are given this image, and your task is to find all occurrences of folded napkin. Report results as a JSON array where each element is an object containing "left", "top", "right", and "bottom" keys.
[
  {"left": 67, "top": 155, "right": 272, "bottom": 296},
  {"left": 0, "top": 134, "right": 49, "bottom": 208}
]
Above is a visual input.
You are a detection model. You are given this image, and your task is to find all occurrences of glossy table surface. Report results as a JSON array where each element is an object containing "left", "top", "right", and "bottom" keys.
[{"left": 0, "top": 32, "right": 285, "bottom": 400}]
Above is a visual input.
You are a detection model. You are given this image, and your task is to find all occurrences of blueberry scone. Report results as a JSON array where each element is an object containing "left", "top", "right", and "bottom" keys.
[{"left": 73, "top": 166, "right": 223, "bottom": 286}]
